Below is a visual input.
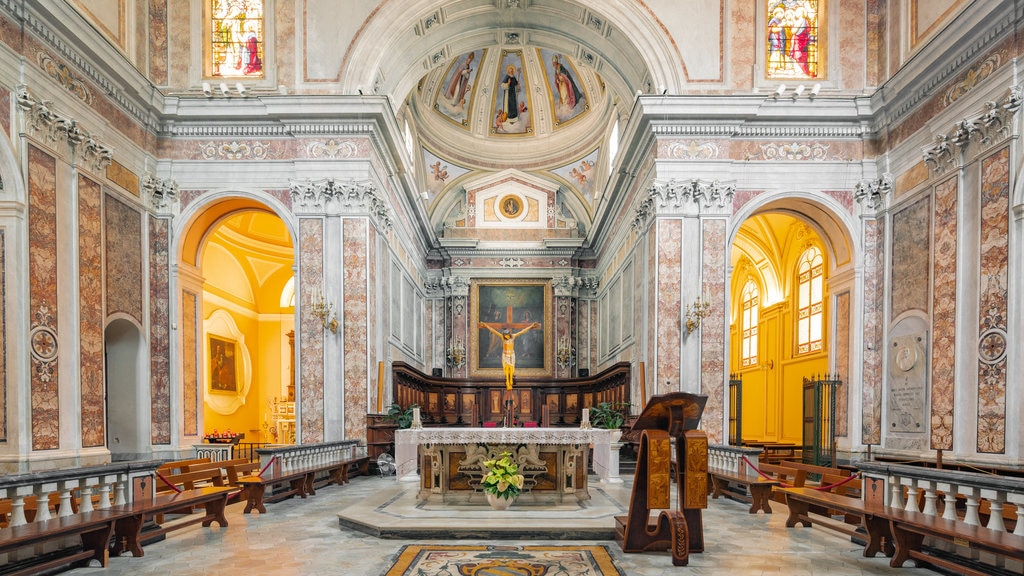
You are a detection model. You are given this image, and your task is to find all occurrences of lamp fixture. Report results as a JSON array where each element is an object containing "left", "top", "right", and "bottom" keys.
[
  {"left": 310, "top": 289, "right": 338, "bottom": 334},
  {"left": 235, "top": 82, "right": 247, "bottom": 96},
  {"left": 446, "top": 336, "right": 466, "bottom": 368},
  {"left": 556, "top": 336, "right": 576, "bottom": 369},
  {"left": 202, "top": 82, "right": 212, "bottom": 97},
  {"left": 684, "top": 296, "right": 712, "bottom": 334},
  {"left": 219, "top": 82, "right": 231, "bottom": 96}
]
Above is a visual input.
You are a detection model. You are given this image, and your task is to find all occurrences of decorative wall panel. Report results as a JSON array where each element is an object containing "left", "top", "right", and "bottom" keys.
[
  {"left": 700, "top": 219, "right": 726, "bottom": 444},
  {"left": 343, "top": 218, "right": 368, "bottom": 440},
  {"left": 182, "top": 290, "right": 198, "bottom": 436},
  {"left": 976, "top": 148, "right": 1008, "bottom": 454},
  {"left": 0, "top": 228, "right": 6, "bottom": 441},
  {"left": 148, "top": 0, "right": 168, "bottom": 85},
  {"left": 299, "top": 218, "right": 325, "bottom": 442},
  {"left": 29, "top": 146, "right": 59, "bottom": 450},
  {"left": 930, "top": 178, "right": 957, "bottom": 449},
  {"left": 834, "top": 291, "right": 850, "bottom": 437},
  {"left": 655, "top": 220, "right": 681, "bottom": 393},
  {"left": 890, "top": 196, "right": 931, "bottom": 318},
  {"left": 0, "top": 86, "right": 9, "bottom": 136},
  {"left": 149, "top": 215, "right": 171, "bottom": 444},
  {"left": 79, "top": 176, "right": 105, "bottom": 447},
  {"left": 104, "top": 194, "right": 143, "bottom": 323},
  {"left": 861, "top": 219, "right": 884, "bottom": 444}
]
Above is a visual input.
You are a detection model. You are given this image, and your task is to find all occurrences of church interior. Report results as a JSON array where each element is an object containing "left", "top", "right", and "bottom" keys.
[{"left": 1, "top": 0, "right": 1023, "bottom": 574}]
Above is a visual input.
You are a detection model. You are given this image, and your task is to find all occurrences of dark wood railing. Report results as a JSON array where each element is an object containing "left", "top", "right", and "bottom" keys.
[{"left": 391, "top": 361, "right": 631, "bottom": 427}]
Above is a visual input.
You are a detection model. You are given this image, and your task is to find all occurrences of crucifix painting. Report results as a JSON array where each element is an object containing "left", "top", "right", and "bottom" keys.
[{"left": 472, "top": 281, "right": 550, "bottom": 377}]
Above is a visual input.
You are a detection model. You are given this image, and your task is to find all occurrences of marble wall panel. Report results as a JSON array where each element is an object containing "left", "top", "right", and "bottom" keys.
[
  {"left": 0, "top": 228, "right": 6, "bottom": 441},
  {"left": 656, "top": 219, "right": 681, "bottom": 394},
  {"left": 149, "top": 215, "right": 170, "bottom": 444},
  {"left": 825, "top": 190, "right": 854, "bottom": 215},
  {"left": 148, "top": 0, "right": 167, "bottom": 85},
  {"left": 368, "top": 231, "right": 379, "bottom": 406},
  {"left": 840, "top": 0, "right": 866, "bottom": 90},
  {"left": 182, "top": 290, "right": 198, "bottom": 437},
  {"left": 732, "top": 190, "right": 763, "bottom": 214},
  {"left": 701, "top": 219, "right": 726, "bottom": 444},
  {"left": 866, "top": 0, "right": 885, "bottom": 87},
  {"left": 890, "top": 196, "right": 931, "bottom": 318},
  {"left": 299, "top": 218, "right": 324, "bottom": 442},
  {"left": 930, "top": 178, "right": 957, "bottom": 450},
  {"left": 0, "top": 85, "right": 9, "bottom": 136},
  {"left": 729, "top": 0, "right": 754, "bottom": 89},
  {"left": 79, "top": 176, "right": 105, "bottom": 447},
  {"left": 861, "top": 219, "right": 884, "bottom": 444},
  {"left": 834, "top": 291, "right": 850, "bottom": 437},
  {"left": 29, "top": 146, "right": 59, "bottom": 450},
  {"left": 343, "top": 218, "right": 368, "bottom": 441},
  {"left": 104, "top": 194, "right": 143, "bottom": 323},
  {"left": 977, "top": 148, "right": 1008, "bottom": 454}
]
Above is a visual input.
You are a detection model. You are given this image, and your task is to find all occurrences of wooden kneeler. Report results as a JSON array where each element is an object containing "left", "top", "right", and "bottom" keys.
[{"left": 614, "top": 392, "right": 708, "bottom": 566}]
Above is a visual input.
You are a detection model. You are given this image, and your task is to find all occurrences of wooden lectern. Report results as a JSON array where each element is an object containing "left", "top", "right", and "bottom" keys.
[{"left": 614, "top": 391, "right": 708, "bottom": 566}]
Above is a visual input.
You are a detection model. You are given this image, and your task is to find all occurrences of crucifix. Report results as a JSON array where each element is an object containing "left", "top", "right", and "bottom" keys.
[{"left": 479, "top": 304, "right": 540, "bottom": 390}]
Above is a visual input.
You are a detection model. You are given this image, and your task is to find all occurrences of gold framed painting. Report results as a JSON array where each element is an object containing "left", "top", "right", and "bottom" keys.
[
  {"left": 208, "top": 335, "right": 239, "bottom": 394},
  {"left": 471, "top": 279, "right": 552, "bottom": 377}
]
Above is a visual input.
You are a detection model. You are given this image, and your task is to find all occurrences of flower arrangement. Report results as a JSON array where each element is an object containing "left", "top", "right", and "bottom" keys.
[{"left": 481, "top": 452, "right": 525, "bottom": 501}]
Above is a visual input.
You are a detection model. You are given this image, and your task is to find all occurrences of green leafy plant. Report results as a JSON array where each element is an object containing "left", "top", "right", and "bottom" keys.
[
  {"left": 481, "top": 452, "right": 525, "bottom": 500},
  {"left": 385, "top": 402, "right": 419, "bottom": 429},
  {"left": 589, "top": 401, "right": 632, "bottom": 430}
]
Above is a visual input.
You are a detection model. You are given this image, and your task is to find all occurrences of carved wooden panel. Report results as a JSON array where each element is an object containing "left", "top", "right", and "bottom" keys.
[{"left": 647, "top": 433, "right": 671, "bottom": 509}]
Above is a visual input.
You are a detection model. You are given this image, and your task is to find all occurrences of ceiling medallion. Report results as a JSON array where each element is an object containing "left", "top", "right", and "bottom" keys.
[{"left": 498, "top": 194, "right": 523, "bottom": 219}]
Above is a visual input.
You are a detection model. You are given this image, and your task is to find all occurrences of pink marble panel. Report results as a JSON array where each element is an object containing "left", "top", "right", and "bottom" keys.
[
  {"left": 0, "top": 228, "right": 6, "bottom": 440},
  {"left": 701, "top": 219, "right": 726, "bottom": 444},
  {"left": 976, "top": 148, "right": 1008, "bottom": 454},
  {"left": 866, "top": 0, "right": 885, "bottom": 87},
  {"left": 79, "top": 176, "right": 105, "bottom": 447},
  {"left": 149, "top": 215, "right": 171, "bottom": 444},
  {"left": 343, "top": 218, "right": 368, "bottom": 441},
  {"left": 861, "top": 219, "right": 884, "bottom": 444},
  {"left": 732, "top": 190, "right": 763, "bottom": 214},
  {"left": 166, "top": 0, "right": 189, "bottom": 86},
  {"left": 148, "top": 0, "right": 168, "bottom": 85},
  {"left": 824, "top": 190, "right": 854, "bottom": 214},
  {"left": 178, "top": 189, "right": 205, "bottom": 212},
  {"left": 656, "top": 219, "right": 681, "bottom": 394},
  {"left": 729, "top": 0, "right": 754, "bottom": 88},
  {"left": 834, "top": 292, "right": 850, "bottom": 436},
  {"left": 182, "top": 290, "right": 198, "bottom": 436},
  {"left": 105, "top": 194, "right": 144, "bottom": 323},
  {"left": 890, "top": 196, "right": 931, "bottom": 318},
  {"left": 29, "top": 146, "right": 59, "bottom": 450},
  {"left": 265, "top": 189, "right": 293, "bottom": 212},
  {"left": 930, "top": 177, "right": 957, "bottom": 450},
  {"left": 840, "top": 0, "right": 866, "bottom": 90},
  {"left": 734, "top": 141, "right": 863, "bottom": 162},
  {"left": 368, "top": 231, "right": 379, "bottom": 408},
  {"left": 0, "top": 85, "right": 9, "bottom": 137},
  {"left": 299, "top": 218, "right": 325, "bottom": 442}
]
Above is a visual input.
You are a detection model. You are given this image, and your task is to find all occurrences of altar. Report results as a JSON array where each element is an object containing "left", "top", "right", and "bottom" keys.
[{"left": 395, "top": 427, "right": 615, "bottom": 504}]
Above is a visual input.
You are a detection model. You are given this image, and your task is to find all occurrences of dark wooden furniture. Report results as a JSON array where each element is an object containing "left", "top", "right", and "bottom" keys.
[
  {"left": 236, "top": 454, "right": 368, "bottom": 514},
  {"left": 885, "top": 507, "right": 1024, "bottom": 575},
  {"left": 708, "top": 466, "right": 779, "bottom": 514},
  {"left": 110, "top": 486, "right": 232, "bottom": 557},
  {"left": 366, "top": 413, "right": 399, "bottom": 471},
  {"left": 614, "top": 392, "right": 708, "bottom": 566},
  {"left": 781, "top": 487, "right": 891, "bottom": 556},
  {"left": 0, "top": 509, "right": 122, "bottom": 575}
]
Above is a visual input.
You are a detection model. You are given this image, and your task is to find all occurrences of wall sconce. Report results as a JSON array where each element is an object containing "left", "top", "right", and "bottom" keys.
[
  {"left": 310, "top": 289, "right": 338, "bottom": 334},
  {"left": 684, "top": 296, "right": 712, "bottom": 334},
  {"left": 447, "top": 336, "right": 466, "bottom": 368},
  {"left": 556, "top": 336, "right": 576, "bottom": 369}
]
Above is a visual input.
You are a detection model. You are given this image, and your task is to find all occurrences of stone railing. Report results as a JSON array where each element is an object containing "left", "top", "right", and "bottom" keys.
[
  {"left": 857, "top": 461, "right": 1024, "bottom": 535},
  {"left": 708, "top": 444, "right": 762, "bottom": 474},
  {"left": 255, "top": 439, "right": 365, "bottom": 475},
  {"left": 0, "top": 461, "right": 160, "bottom": 528}
]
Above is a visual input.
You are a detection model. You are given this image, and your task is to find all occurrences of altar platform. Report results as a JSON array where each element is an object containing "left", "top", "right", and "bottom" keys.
[{"left": 337, "top": 472, "right": 633, "bottom": 540}]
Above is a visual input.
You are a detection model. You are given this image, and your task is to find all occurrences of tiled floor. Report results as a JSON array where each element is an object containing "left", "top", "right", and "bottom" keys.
[{"left": 65, "top": 474, "right": 935, "bottom": 576}]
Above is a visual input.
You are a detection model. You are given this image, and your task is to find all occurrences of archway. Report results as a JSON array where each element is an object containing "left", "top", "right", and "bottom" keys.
[{"left": 105, "top": 318, "right": 146, "bottom": 461}]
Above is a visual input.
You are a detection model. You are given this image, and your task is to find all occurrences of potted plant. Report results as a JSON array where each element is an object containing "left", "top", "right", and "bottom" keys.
[
  {"left": 589, "top": 401, "right": 632, "bottom": 443},
  {"left": 480, "top": 451, "right": 525, "bottom": 509},
  {"left": 385, "top": 402, "right": 419, "bottom": 429}
]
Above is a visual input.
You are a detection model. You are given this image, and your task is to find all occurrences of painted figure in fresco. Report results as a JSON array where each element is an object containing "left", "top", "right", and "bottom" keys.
[
  {"left": 551, "top": 55, "right": 583, "bottom": 110},
  {"left": 445, "top": 52, "right": 475, "bottom": 108},
  {"left": 430, "top": 161, "right": 449, "bottom": 183},
  {"left": 479, "top": 321, "right": 541, "bottom": 390},
  {"left": 788, "top": 7, "right": 812, "bottom": 76},
  {"left": 497, "top": 64, "right": 521, "bottom": 130}
]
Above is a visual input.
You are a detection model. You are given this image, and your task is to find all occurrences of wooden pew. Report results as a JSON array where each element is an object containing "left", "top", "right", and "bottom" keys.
[
  {"left": 156, "top": 457, "right": 212, "bottom": 477},
  {"left": 109, "top": 486, "right": 232, "bottom": 558},
  {"left": 0, "top": 509, "right": 122, "bottom": 576},
  {"left": 236, "top": 453, "right": 369, "bottom": 514},
  {"left": 885, "top": 507, "right": 1024, "bottom": 575},
  {"left": 707, "top": 463, "right": 779, "bottom": 514},
  {"left": 781, "top": 486, "right": 893, "bottom": 558}
]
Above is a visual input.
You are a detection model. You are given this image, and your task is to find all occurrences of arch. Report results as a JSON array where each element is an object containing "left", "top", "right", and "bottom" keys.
[
  {"left": 105, "top": 317, "right": 148, "bottom": 460},
  {"left": 339, "top": 0, "right": 687, "bottom": 104},
  {"left": 175, "top": 190, "right": 297, "bottom": 267}
]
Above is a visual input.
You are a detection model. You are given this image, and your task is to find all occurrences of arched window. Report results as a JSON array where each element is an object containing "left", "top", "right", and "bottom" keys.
[
  {"left": 766, "top": 0, "right": 822, "bottom": 79},
  {"left": 796, "top": 246, "right": 824, "bottom": 354},
  {"left": 207, "top": 0, "right": 265, "bottom": 79},
  {"left": 740, "top": 280, "right": 759, "bottom": 367}
]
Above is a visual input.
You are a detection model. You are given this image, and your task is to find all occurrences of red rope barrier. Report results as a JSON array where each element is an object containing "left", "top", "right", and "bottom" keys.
[
  {"left": 155, "top": 470, "right": 183, "bottom": 493},
  {"left": 740, "top": 455, "right": 859, "bottom": 491},
  {"left": 258, "top": 455, "right": 276, "bottom": 478}
]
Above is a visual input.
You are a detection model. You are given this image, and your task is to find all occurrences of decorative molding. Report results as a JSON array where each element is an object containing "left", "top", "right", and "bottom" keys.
[
  {"left": 649, "top": 178, "right": 736, "bottom": 211},
  {"left": 923, "top": 84, "right": 1022, "bottom": 173},
  {"left": 652, "top": 124, "right": 865, "bottom": 138},
  {"left": 37, "top": 52, "right": 92, "bottom": 104},
  {"left": 754, "top": 141, "right": 831, "bottom": 161},
  {"left": 306, "top": 139, "right": 359, "bottom": 159},
  {"left": 16, "top": 85, "right": 113, "bottom": 171},
  {"left": 142, "top": 173, "right": 178, "bottom": 211},
  {"left": 552, "top": 275, "right": 599, "bottom": 297},
  {"left": 498, "top": 257, "right": 525, "bottom": 268},
  {"left": 198, "top": 140, "right": 271, "bottom": 160},
  {"left": 666, "top": 140, "right": 719, "bottom": 160},
  {"left": 166, "top": 123, "right": 378, "bottom": 137},
  {"left": 423, "top": 275, "right": 470, "bottom": 297},
  {"left": 853, "top": 173, "right": 894, "bottom": 210},
  {"left": 289, "top": 177, "right": 392, "bottom": 230}
]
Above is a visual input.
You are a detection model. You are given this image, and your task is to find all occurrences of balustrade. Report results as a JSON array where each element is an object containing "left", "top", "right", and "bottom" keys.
[
  {"left": 708, "top": 444, "right": 762, "bottom": 475},
  {"left": 255, "top": 439, "right": 365, "bottom": 475}
]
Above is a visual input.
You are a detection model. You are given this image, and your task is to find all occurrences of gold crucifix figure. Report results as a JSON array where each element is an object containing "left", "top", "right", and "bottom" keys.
[{"left": 479, "top": 311, "right": 541, "bottom": 389}]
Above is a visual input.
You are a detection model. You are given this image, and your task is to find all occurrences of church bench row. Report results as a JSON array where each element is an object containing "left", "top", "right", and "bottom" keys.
[{"left": 237, "top": 453, "right": 369, "bottom": 514}]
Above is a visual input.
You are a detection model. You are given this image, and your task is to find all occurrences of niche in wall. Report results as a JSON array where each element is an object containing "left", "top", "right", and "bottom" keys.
[{"left": 203, "top": 308, "right": 253, "bottom": 415}]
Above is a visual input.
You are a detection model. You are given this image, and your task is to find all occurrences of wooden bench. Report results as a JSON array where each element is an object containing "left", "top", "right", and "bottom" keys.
[
  {"left": 707, "top": 466, "right": 779, "bottom": 514},
  {"left": 0, "top": 509, "right": 122, "bottom": 576},
  {"left": 237, "top": 455, "right": 369, "bottom": 514},
  {"left": 884, "top": 507, "right": 1024, "bottom": 575},
  {"left": 109, "top": 486, "right": 232, "bottom": 558},
  {"left": 781, "top": 487, "right": 893, "bottom": 558},
  {"left": 156, "top": 457, "right": 212, "bottom": 477}
]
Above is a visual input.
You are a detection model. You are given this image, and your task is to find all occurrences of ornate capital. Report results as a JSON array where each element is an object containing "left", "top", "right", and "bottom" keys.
[
  {"left": 647, "top": 178, "right": 736, "bottom": 214},
  {"left": 17, "top": 85, "right": 113, "bottom": 171},
  {"left": 423, "top": 275, "right": 470, "bottom": 298},
  {"left": 853, "top": 173, "right": 894, "bottom": 210},
  {"left": 289, "top": 177, "right": 391, "bottom": 230},
  {"left": 923, "top": 83, "right": 1023, "bottom": 173},
  {"left": 142, "top": 173, "right": 179, "bottom": 211},
  {"left": 552, "top": 275, "right": 599, "bottom": 297}
]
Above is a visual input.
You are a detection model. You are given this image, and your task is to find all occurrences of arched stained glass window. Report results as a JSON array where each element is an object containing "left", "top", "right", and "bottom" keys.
[
  {"left": 740, "top": 280, "right": 759, "bottom": 368},
  {"left": 767, "top": 0, "right": 821, "bottom": 79},
  {"left": 796, "top": 246, "right": 824, "bottom": 354},
  {"left": 208, "top": 0, "right": 264, "bottom": 78}
]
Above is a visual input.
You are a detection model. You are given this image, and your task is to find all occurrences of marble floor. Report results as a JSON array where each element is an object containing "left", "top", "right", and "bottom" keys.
[{"left": 64, "top": 473, "right": 936, "bottom": 576}]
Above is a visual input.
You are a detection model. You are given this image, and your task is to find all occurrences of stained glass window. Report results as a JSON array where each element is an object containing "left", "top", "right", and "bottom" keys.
[
  {"left": 767, "top": 0, "right": 820, "bottom": 79},
  {"left": 740, "top": 280, "right": 759, "bottom": 368},
  {"left": 796, "top": 246, "right": 824, "bottom": 355},
  {"left": 209, "top": 0, "right": 264, "bottom": 78}
]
